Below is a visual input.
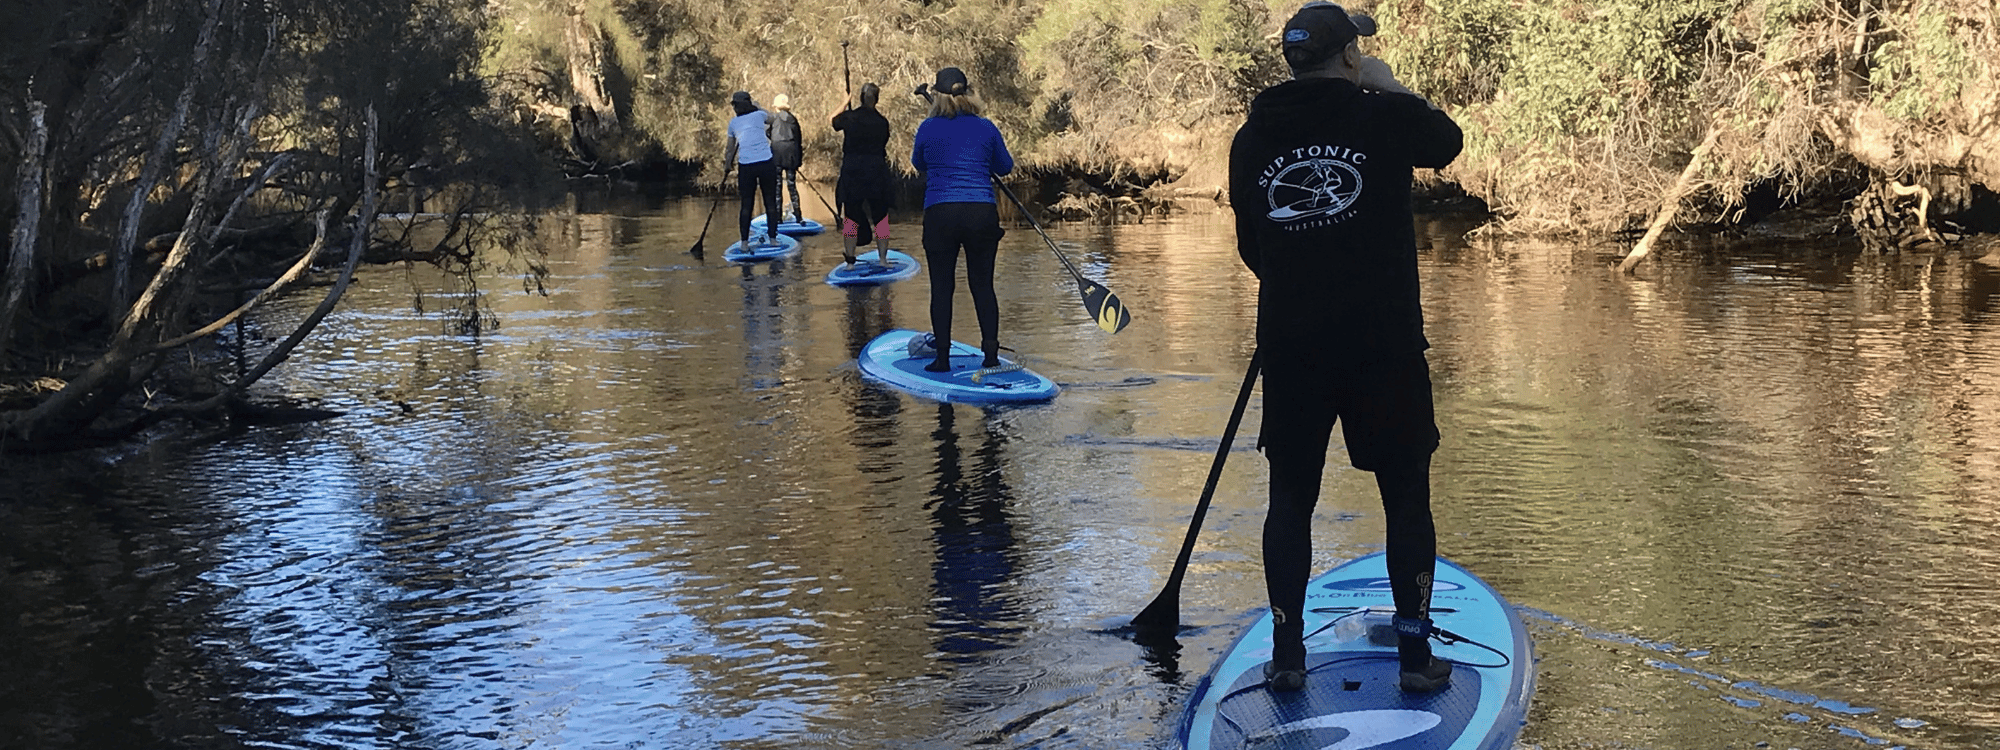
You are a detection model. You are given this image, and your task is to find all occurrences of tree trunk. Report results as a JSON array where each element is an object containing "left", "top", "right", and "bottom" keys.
[
  {"left": 0, "top": 101, "right": 49, "bottom": 350},
  {"left": 32, "top": 0, "right": 154, "bottom": 296},
  {"left": 109, "top": 0, "right": 228, "bottom": 322},
  {"left": 566, "top": 0, "right": 620, "bottom": 138},
  {"left": 1620, "top": 123, "right": 1722, "bottom": 274}
]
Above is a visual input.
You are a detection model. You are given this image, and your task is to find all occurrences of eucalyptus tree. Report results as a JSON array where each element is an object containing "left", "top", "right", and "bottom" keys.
[{"left": 0, "top": 0, "right": 553, "bottom": 450}]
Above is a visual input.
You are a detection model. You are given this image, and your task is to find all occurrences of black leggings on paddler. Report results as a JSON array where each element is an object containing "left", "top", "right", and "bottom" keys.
[
  {"left": 1264, "top": 451, "right": 1435, "bottom": 664},
  {"left": 737, "top": 159, "right": 780, "bottom": 243},
  {"left": 922, "top": 202, "right": 1004, "bottom": 364}
]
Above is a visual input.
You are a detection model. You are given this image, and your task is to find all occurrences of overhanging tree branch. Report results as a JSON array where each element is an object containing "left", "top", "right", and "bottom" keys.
[{"left": 225, "top": 106, "right": 380, "bottom": 394}]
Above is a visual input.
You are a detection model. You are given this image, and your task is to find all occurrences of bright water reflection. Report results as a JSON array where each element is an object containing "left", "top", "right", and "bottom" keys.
[{"left": 3, "top": 193, "right": 1999, "bottom": 750}]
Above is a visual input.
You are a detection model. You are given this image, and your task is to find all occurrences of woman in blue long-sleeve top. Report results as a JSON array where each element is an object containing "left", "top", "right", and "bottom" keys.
[{"left": 910, "top": 66, "right": 1015, "bottom": 372}]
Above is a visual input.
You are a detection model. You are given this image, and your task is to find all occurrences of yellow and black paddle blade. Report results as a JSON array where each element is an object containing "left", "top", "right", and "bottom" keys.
[{"left": 1079, "top": 280, "right": 1131, "bottom": 334}]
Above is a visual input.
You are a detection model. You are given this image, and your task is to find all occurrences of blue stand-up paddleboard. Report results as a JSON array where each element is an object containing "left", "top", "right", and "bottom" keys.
[
  {"left": 826, "top": 250, "right": 920, "bottom": 287},
  {"left": 722, "top": 233, "right": 802, "bottom": 263},
  {"left": 750, "top": 215, "right": 826, "bottom": 236},
  {"left": 857, "top": 329, "right": 1059, "bottom": 405},
  {"left": 1179, "top": 553, "right": 1534, "bottom": 750}
]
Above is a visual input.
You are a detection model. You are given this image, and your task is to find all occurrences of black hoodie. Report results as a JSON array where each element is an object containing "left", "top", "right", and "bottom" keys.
[{"left": 1228, "top": 77, "right": 1461, "bottom": 366}]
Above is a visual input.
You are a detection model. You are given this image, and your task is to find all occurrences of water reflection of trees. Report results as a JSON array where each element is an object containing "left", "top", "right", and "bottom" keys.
[{"left": 1419, "top": 235, "right": 2000, "bottom": 746}]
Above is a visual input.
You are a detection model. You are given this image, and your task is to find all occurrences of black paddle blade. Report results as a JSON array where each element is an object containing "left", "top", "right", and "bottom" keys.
[
  {"left": 1131, "top": 591, "right": 1181, "bottom": 641},
  {"left": 1080, "top": 281, "right": 1131, "bottom": 334}
]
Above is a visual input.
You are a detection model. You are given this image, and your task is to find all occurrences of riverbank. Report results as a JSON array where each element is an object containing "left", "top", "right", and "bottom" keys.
[{"left": 523, "top": 0, "right": 1997, "bottom": 251}]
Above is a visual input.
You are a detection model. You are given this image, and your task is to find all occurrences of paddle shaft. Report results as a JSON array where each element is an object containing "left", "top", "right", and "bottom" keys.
[
  {"left": 990, "top": 177, "right": 1092, "bottom": 289},
  {"left": 841, "top": 41, "right": 852, "bottom": 102},
  {"left": 989, "top": 176, "right": 1131, "bottom": 332},
  {"left": 835, "top": 41, "right": 851, "bottom": 231},
  {"left": 1133, "top": 349, "right": 1262, "bottom": 637},
  {"left": 804, "top": 179, "right": 839, "bottom": 220},
  {"left": 689, "top": 167, "right": 733, "bottom": 254}
]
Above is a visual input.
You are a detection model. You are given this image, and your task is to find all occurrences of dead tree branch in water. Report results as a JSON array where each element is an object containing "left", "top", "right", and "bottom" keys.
[
  {"left": 1885, "top": 180, "right": 1940, "bottom": 245},
  {"left": 119, "top": 110, "right": 381, "bottom": 437},
  {"left": 1620, "top": 122, "right": 1723, "bottom": 274},
  {"left": 232, "top": 108, "right": 377, "bottom": 393}
]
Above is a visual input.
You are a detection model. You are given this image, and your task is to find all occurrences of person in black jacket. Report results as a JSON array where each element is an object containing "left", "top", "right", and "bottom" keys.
[
  {"left": 770, "top": 94, "right": 804, "bottom": 224},
  {"left": 1228, "top": 1, "right": 1464, "bottom": 694},
  {"left": 832, "top": 83, "right": 895, "bottom": 266}
]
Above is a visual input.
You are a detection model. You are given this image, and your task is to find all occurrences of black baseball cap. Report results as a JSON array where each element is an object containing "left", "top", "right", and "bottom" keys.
[
  {"left": 730, "top": 90, "right": 752, "bottom": 105},
  {"left": 1281, "top": 2, "right": 1377, "bottom": 64},
  {"left": 933, "top": 67, "right": 970, "bottom": 96}
]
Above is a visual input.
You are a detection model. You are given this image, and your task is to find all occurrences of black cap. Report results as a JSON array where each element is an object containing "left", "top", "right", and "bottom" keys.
[
  {"left": 933, "top": 67, "right": 970, "bottom": 96},
  {"left": 1281, "top": 2, "right": 1377, "bottom": 65},
  {"left": 730, "top": 90, "right": 752, "bottom": 105}
]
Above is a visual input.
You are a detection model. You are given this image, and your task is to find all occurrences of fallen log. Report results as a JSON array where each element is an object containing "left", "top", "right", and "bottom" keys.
[{"left": 1620, "top": 122, "right": 1723, "bottom": 274}]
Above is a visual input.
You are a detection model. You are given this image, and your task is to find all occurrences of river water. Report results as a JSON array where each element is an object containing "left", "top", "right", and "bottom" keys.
[{"left": 3, "top": 194, "right": 1998, "bottom": 750}]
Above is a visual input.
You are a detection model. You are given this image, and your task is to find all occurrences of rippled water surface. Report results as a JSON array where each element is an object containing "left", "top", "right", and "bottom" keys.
[{"left": 5, "top": 194, "right": 2000, "bottom": 750}]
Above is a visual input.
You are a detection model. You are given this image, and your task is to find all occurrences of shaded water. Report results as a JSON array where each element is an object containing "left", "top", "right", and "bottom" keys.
[{"left": 4, "top": 194, "right": 1999, "bottom": 750}]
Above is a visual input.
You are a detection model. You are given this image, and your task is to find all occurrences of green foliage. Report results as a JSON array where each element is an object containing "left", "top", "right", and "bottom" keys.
[
  {"left": 1018, "top": 0, "right": 1269, "bottom": 96},
  {"left": 1371, "top": 0, "right": 1519, "bottom": 106},
  {"left": 1374, "top": 0, "right": 1730, "bottom": 148},
  {"left": 1870, "top": 6, "right": 1974, "bottom": 121},
  {"left": 1012, "top": 0, "right": 1273, "bottom": 170},
  {"left": 1759, "top": 0, "right": 1819, "bottom": 34}
]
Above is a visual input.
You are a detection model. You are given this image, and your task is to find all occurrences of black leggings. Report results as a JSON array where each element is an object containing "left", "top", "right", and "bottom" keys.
[
  {"left": 737, "top": 160, "right": 779, "bottom": 243},
  {"left": 1264, "top": 450, "right": 1435, "bottom": 651},
  {"left": 778, "top": 166, "right": 801, "bottom": 220},
  {"left": 922, "top": 202, "right": 1004, "bottom": 358}
]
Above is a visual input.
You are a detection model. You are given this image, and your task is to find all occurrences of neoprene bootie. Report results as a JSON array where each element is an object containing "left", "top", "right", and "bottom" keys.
[
  {"left": 1264, "top": 661, "right": 1306, "bottom": 692},
  {"left": 1266, "top": 609, "right": 1307, "bottom": 692},
  {"left": 1399, "top": 656, "right": 1452, "bottom": 692},
  {"left": 1395, "top": 615, "right": 1452, "bottom": 692}
]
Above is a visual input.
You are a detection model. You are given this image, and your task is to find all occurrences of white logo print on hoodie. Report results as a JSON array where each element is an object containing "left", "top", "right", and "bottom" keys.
[{"left": 1258, "top": 144, "right": 1368, "bottom": 229}]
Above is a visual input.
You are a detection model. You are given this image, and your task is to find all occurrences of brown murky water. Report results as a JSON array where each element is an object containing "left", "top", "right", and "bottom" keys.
[{"left": 3, "top": 193, "right": 1996, "bottom": 749}]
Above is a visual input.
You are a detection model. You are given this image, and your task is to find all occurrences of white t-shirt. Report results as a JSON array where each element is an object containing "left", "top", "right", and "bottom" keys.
[{"left": 729, "top": 110, "right": 774, "bottom": 164}]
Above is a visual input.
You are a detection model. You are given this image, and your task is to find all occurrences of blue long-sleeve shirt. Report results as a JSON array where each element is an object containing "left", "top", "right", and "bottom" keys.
[{"left": 910, "top": 114, "right": 1014, "bottom": 208}]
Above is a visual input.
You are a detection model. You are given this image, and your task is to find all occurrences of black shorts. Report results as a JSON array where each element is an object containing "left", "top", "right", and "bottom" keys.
[
  {"left": 1257, "top": 351, "right": 1439, "bottom": 472},
  {"left": 838, "top": 158, "right": 895, "bottom": 242}
]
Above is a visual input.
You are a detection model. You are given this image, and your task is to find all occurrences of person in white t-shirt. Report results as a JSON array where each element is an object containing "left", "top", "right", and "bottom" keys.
[{"left": 723, "top": 91, "right": 781, "bottom": 247}]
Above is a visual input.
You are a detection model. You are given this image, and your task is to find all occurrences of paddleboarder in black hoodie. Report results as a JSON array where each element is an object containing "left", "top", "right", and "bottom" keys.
[{"left": 1228, "top": 1, "right": 1463, "bottom": 694}]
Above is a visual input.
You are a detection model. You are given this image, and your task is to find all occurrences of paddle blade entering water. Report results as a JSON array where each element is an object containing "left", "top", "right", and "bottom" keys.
[{"left": 1131, "top": 591, "right": 1182, "bottom": 643}]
